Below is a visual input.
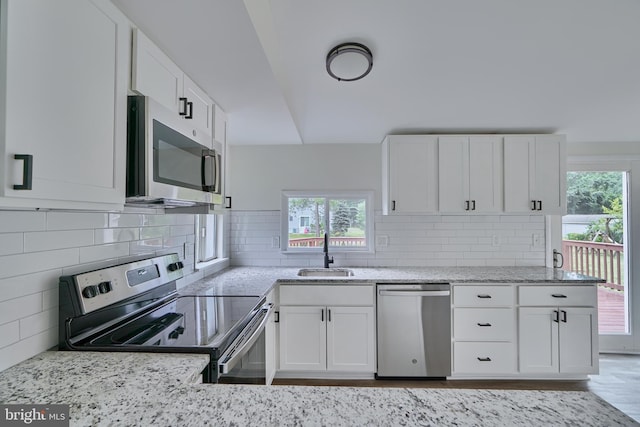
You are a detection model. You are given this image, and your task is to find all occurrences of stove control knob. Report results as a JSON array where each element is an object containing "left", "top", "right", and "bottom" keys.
[
  {"left": 168, "top": 326, "right": 185, "bottom": 339},
  {"left": 82, "top": 285, "right": 98, "bottom": 299},
  {"left": 168, "top": 262, "right": 184, "bottom": 272},
  {"left": 97, "top": 281, "right": 112, "bottom": 294}
]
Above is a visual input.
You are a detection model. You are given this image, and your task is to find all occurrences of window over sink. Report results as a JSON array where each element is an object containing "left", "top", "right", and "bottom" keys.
[{"left": 281, "top": 191, "right": 374, "bottom": 253}]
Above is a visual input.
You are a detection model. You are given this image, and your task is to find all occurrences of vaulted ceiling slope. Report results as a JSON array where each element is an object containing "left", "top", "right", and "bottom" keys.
[{"left": 113, "top": 0, "right": 640, "bottom": 146}]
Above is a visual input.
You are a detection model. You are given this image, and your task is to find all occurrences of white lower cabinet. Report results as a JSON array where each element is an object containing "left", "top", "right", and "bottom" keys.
[
  {"left": 451, "top": 284, "right": 517, "bottom": 376},
  {"left": 452, "top": 283, "right": 598, "bottom": 378},
  {"left": 279, "top": 305, "right": 375, "bottom": 373},
  {"left": 278, "top": 285, "right": 375, "bottom": 375},
  {"left": 518, "top": 285, "right": 598, "bottom": 375},
  {"left": 454, "top": 342, "right": 516, "bottom": 374},
  {"left": 519, "top": 306, "right": 598, "bottom": 374}
]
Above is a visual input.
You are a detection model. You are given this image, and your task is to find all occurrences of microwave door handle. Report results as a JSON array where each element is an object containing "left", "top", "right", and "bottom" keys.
[
  {"left": 201, "top": 150, "right": 216, "bottom": 192},
  {"left": 214, "top": 151, "right": 221, "bottom": 194}
]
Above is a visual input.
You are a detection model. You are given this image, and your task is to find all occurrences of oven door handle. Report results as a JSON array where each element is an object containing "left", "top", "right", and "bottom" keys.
[{"left": 218, "top": 303, "right": 274, "bottom": 375}]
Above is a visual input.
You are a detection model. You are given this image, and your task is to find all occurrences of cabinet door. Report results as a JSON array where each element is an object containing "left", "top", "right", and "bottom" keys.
[
  {"left": 469, "top": 136, "right": 503, "bottom": 212},
  {"left": 1, "top": 0, "right": 128, "bottom": 209},
  {"left": 388, "top": 135, "right": 438, "bottom": 213},
  {"left": 518, "top": 307, "right": 559, "bottom": 373},
  {"left": 326, "top": 306, "right": 375, "bottom": 372},
  {"left": 132, "top": 28, "right": 183, "bottom": 114},
  {"left": 279, "top": 306, "right": 326, "bottom": 371},
  {"left": 504, "top": 136, "right": 534, "bottom": 212},
  {"left": 559, "top": 307, "right": 598, "bottom": 374},
  {"left": 214, "top": 105, "right": 228, "bottom": 145},
  {"left": 438, "top": 136, "right": 468, "bottom": 212},
  {"left": 533, "top": 135, "right": 566, "bottom": 214},
  {"left": 183, "top": 74, "right": 213, "bottom": 141}
]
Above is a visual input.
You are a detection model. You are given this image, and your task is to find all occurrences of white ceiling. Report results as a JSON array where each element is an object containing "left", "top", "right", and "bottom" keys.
[{"left": 112, "top": 0, "right": 640, "bottom": 146}]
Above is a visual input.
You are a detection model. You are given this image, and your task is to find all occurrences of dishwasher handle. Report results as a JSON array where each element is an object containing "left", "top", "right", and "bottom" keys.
[{"left": 378, "top": 289, "right": 450, "bottom": 297}]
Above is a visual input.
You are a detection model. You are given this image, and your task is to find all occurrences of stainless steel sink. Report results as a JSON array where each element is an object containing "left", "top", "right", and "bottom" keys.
[{"left": 297, "top": 268, "right": 355, "bottom": 277}]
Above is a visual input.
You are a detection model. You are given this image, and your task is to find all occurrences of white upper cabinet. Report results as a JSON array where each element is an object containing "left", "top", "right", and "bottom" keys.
[
  {"left": 438, "top": 136, "right": 503, "bottom": 213},
  {"left": 0, "top": 0, "right": 129, "bottom": 210},
  {"left": 132, "top": 28, "right": 214, "bottom": 143},
  {"left": 214, "top": 104, "right": 228, "bottom": 145},
  {"left": 504, "top": 135, "right": 566, "bottom": 214},
  {"left": 382, "top": 135, "right": 438, "bottom": 214}
]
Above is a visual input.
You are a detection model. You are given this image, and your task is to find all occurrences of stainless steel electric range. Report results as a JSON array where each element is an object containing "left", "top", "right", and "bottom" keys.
[{"left": 58, "top": 253, "right": 273, "bottom": 384}]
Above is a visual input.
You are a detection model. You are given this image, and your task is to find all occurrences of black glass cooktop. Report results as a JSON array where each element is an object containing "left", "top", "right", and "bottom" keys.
[{"left": 86, "top": 295, "right": 262, "bottom": 351}]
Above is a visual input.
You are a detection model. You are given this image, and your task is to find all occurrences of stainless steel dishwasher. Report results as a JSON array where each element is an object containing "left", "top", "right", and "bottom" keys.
[{"left": 376, "top": 283, "right": 451, "bottom": 378}]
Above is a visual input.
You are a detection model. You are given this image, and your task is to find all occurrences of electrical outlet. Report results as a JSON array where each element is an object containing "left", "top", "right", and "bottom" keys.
[
  {"left": 376, "top": 235, "right": 389, "bottom": 247},
  {"left": 271, "top": 236, "right": 280, "bottom": 249},
  {"left": 492, "top": 235, "right": 500, "bottom": 247}
]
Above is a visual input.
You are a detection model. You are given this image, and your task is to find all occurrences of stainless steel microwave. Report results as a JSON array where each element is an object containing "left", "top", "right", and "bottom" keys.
[{"left": 126, "top": 95, "right": 223, "bottom": 207}]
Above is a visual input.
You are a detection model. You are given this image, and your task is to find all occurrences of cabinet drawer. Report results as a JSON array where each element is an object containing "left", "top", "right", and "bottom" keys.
[
  {"left": 453, "top": 342, "right": 516, "bottom": 374},
  {"left": 279, "top": 285, "right": 374, "bottom": 306},
  {"left": 453, "top": 285, "right": 514, "bottom": 307},
  {"left": 519, "top": 285, "right": 596, "bottom": 306},
  {"left": 453, "top": 308, "right": 514, "bottom": 341}
]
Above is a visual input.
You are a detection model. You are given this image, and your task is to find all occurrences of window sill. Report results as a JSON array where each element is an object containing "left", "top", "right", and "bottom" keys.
[{"left": 195, "top": 257, "right": 230, "bottom": 272}]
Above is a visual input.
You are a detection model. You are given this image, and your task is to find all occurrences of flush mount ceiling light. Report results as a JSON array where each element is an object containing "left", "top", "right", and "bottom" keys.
[{"left": 326, "top": 42, "right": 373, "bottom": 82}]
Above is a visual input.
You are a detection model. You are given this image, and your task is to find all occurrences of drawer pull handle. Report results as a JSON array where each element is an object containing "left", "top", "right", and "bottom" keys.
[
  {"left": 477, "top": 294, "right": 492, "bottom": 299},
  {"left": 477, "top": 357, "right": 492, "bottom": 362},
  {"left": 477, "top": 323, "right": 492, "bottom": 327},
  {"left": 552, "top": 294, "right": 567, "bottom": 298}
]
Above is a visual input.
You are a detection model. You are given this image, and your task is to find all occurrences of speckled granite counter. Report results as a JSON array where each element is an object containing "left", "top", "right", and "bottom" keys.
[
  {"left": 0, "top": 351, "right": 636, "bottom": 426},
  {"left": 179, "top": 266, "right": 603, "bottom": 297}
]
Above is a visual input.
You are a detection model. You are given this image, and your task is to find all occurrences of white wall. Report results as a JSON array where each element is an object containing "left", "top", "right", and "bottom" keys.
[
  {"left": 229, "top": 144, "right": 382, "bottom": 210},
  {"left": 0, "top": 208, "right": 229, "bottom": 372}
]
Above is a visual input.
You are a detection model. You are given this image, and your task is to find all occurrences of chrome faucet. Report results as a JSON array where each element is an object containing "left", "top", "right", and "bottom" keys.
[{"left": 323, "top": 233, "right": 334, "bottom": 268}]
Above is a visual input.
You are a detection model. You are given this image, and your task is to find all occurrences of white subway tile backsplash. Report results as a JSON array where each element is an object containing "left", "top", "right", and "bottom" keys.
[
  {"left": 19, "top": 308, "right": 57, "bottom": 339},
  {"left": 108, "top": 213, "right": 145, "bottom": 228},
  {"left": 94, "top": 228, "right": 140, "bottom": 244},
  {"left": 47, "top": 212, "right": 109, "bottom": 230},
  {"left": 0, "top": 321, "right": 20, "bottom": 349},
  {"left": 0, "top": 327, "right": 57, "bottom": 372},
  {"left": 0, "top": 269, "right": 61, "bottom": 304},
  {"left": 0, "top": 211, "right": 46, "bottom": 232},
  {"left": 229, "top": 210, "right": 546, "bottom": 268},
  {"left": 79, "top": 242, "right": 130, "bottom": 264},
  {"left": 24, "top": 230, "right": 94, "bottom": 252},
  {"left": 0, "top": 293, "right": 42, "bottom": 325},
  {"left": 0, "top": 249, "right": 79, "bottom": 280},
  {"left": 0, "top": 233, "right": 23, "bottom": 256}
]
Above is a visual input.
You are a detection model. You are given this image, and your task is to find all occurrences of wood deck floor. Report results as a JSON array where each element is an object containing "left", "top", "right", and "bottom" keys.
[{"left": 598, "top": 286, "right": 626, "bottom": 333}]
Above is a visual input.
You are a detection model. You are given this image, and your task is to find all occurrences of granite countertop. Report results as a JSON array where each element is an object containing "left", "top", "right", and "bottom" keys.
[
  {"left": 0, "top": 351, "right": 635, "bottom": 426},
  {"left": 180, "top": 266, "right": 603, "bottom": 298}
]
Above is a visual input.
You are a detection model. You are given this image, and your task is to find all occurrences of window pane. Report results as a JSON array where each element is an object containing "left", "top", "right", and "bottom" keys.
[
  {"left": 328, "top": 198, "right": 367, "bottom": 248},
  {"left": 198, "top": 214, "right": 217, "bottom": 262},
  {"left": 287, "top": 197, "right": 325, "bottom": 248}
]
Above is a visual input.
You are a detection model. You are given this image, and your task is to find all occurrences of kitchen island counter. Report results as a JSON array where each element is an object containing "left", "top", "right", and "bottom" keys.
[
  {"left": 180, "top": 266, "right": 603, "bottom": 298},
  {"left": 0, "top": 350, "right": 634, "bottom": 426}
]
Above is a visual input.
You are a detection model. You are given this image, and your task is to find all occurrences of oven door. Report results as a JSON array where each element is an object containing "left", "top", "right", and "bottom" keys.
[{"left": 218, "top": 303, "right": 274, "bottom": 385}]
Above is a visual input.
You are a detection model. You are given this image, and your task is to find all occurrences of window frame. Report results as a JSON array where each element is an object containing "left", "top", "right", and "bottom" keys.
[
  {"left": 194, "top": 213, "right": 225, "bottom": 269},
  {"left": 281, "top": 190, "right": 374, "bottom": 253}
]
